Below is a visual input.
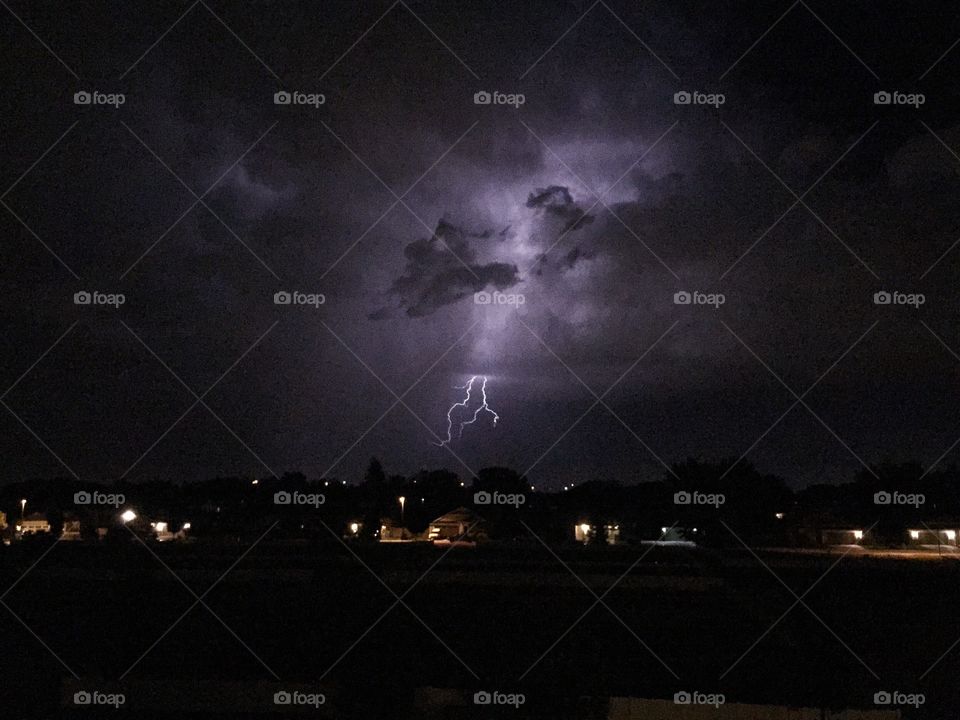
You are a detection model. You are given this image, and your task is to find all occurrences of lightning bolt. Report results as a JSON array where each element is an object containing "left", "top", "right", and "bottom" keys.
[{"left": 435, "top": 375, "right": 499, "bottom": 446}]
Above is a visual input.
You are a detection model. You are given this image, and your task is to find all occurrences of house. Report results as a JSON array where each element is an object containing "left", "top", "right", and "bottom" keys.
[
  {"left": 20, "top": 513, "right": 51, "bottom": 535},
  {"left": 604, "top": 523, "right": 621, "bottom": 545},
  {"left": 906, "top": 525, "right": 959, "bottom": 547},
  {"left": 150, "top": 521, "right": 175, "bottom": 542},
  {"left": 797, "top": 526, "right": 866, "bottom": 546},
  {"left": 60, "top": 519, "right": 82, "bottom": 541},
  {"left": 379, "top": 518, "right": 416, "bottom": 542},
  {"left": 575, "top": 521, "right": 621, "bottom": 545},
  {"left": 653, "top": 526, "right": 698, "bottom": 543},
  {"left": 574, "top": 522, "right": 594, "bottom": 544},
  {"left": 427, "top": 507, "right": 486, "bottom": 543}
]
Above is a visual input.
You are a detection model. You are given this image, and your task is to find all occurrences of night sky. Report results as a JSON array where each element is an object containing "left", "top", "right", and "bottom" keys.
[{"left": 2, "top": 0, "right": 960, "bottom": 489}]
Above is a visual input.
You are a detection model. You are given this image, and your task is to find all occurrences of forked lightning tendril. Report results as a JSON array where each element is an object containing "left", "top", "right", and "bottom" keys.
[{"left": 435, "top": 375, "right": 499, "bottom": 446}]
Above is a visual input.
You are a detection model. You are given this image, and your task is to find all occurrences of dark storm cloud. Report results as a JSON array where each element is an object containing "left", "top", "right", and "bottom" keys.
[
  {"left": 6, "top": 0, "right": 960, "bottom": 491},
  {"left": 525, "top": 184, "right": 595, "bottom": 232},
  {"left": 370, "top": 219, "right": 519, "bottom": 319}
]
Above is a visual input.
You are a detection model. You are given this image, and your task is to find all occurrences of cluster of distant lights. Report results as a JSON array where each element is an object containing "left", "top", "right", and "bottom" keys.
[{"left": 251, "top": 479, "right": 539, "bottom": 491}]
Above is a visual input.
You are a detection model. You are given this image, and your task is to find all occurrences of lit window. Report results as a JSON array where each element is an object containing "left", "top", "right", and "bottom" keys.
[
  {"left": 947, "top": 530, "right": 957, "bottom": 541},
  {"left": 853, "top": 530, "right": 863, "bottom": 540},
  {"left": 910, "top": 530, "right": 920, "bottom": 540}
]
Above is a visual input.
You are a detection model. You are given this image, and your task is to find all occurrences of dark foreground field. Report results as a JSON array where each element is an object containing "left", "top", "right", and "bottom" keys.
[{"left": 0, "top": 538, "right": 955, "bottom": 718}]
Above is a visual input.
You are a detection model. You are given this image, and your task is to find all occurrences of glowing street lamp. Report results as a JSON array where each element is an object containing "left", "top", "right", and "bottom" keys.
[
  {"left": 20, "top": 498, "right": 26, "bottom": 520},
  {"left": 120, "top": 509, "right": 137, "bottom": 523},
  {"left": 398, "top": 496, "right": 406, "bottom": 525}
]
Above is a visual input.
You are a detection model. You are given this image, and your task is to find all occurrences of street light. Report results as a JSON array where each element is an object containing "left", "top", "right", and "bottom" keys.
[
  {"left": 398, "top": 496, "right": 406, "bottom": 525},
  {"left": 121, "top": 509, "right": 137, "bottom": 523},
  {"left": 20, "top": 498, "right": 26, "bottom": 520}
]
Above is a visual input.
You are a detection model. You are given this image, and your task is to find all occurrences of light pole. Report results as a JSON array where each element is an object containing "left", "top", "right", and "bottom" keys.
[
  {"left": 20, "top": 498, "right": 26, "bottom": 521},
  {"left": 398, "top": 496, "right": 406, "bottom": 526}
]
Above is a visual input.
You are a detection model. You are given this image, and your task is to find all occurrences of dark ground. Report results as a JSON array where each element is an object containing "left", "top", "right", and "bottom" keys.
[{"left": 0, "top": 539, "right": 954, "bottom": 718}]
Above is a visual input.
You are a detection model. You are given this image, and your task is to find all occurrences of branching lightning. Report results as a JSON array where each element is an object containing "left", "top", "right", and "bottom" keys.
[{"left": 435, "top": 375, "right": 499, "bottom": 446}]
